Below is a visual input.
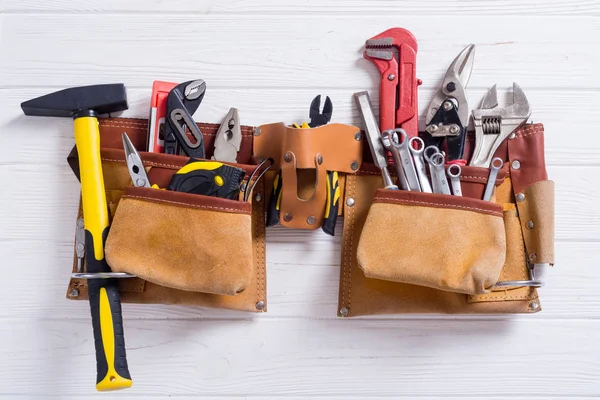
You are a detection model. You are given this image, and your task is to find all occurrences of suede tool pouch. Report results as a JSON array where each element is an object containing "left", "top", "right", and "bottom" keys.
[
  {"left": 104, "top": 180, "right": 254, "bottom": 296},
  {"left": 357, "top": 189, "right": 506, "bottom": 295}
]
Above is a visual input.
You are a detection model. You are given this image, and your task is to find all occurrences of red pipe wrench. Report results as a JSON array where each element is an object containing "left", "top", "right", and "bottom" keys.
[{"left": 364, "top": 28, "right": 420, "bottom": 137}]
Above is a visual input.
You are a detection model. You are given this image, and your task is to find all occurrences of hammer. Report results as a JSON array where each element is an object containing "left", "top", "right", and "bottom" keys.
[{"left": 21, "top": 84, "right": 132, "bottom": 391}]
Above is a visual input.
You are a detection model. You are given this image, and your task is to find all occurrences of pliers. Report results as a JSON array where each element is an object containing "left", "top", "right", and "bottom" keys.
[
  {"left": 163, "top": 79, "right": 206, "bottom": 158},
  {"left": 212, "top": 107, "right": 242, "bottom": 163},
  {"left": 424, "top": 44, "right": 475, "bottom": 165}
]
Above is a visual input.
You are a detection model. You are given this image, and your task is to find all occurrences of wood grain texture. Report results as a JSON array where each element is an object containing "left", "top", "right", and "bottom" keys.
[
  {"left": 0, "top": 2, "right": 597, "bottom": 398},
  {"left": 1, "top": 319, "right": 599, "bottom": 397},
  {"left": 0, "top": 15, "right": 597, "bottom": 89},
  {"left": 3, "top": 0, "right": 600, "bottom": 15}
]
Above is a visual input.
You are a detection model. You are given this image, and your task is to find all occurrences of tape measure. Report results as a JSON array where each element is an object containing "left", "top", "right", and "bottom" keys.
[{"left": 168, "top": 159, "right": 245, "bottom": 200}]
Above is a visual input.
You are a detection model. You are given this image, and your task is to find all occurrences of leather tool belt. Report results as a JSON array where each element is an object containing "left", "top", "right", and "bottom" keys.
[{"left": 66, "top": 118, "right": 554, "bottom": 315}]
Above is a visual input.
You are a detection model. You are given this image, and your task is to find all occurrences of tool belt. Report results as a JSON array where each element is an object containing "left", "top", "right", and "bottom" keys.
[{"left": 66, "top": 118, "right": 554, "bottom": 315}]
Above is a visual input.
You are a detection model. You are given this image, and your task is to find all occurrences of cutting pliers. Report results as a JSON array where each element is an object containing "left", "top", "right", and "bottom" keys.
[
  {"left": 424, "top": 44, "right": 475, "bottom": 165},
  {"left": 123, "top": 133, "right": 153, "bottom": 188}
]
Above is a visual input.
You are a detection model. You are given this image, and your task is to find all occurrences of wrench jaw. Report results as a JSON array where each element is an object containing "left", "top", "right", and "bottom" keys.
[{"left": 470, "top": 83, "right": 532, "bottom": 167}]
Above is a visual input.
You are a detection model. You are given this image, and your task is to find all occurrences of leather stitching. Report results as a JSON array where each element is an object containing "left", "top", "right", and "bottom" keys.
[
  {"left": 124, "top": 194, "right": 251, "bottom": 214},
  {"left": 374, "top": 196, "right": 503, "bottom": 217}
]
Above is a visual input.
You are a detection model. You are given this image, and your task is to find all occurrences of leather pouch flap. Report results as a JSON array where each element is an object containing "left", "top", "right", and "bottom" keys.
[
  {"left": 357, "top": 189, "right": 506, "bottom": 295},
  {"left": 254, "top": 122, "right": 362, "bottom": 172},
  {"left": 105, "top": 187, "right": 253, "bottom": 295},
  {"left": 516, "top": 180, "right": 555, "bottom": 265}
]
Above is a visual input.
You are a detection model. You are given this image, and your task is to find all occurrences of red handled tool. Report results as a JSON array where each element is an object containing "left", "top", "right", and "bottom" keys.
[
  {"left": 148, "top": 81, "right": 177, "bottom": 153},
  {"left": 364, "top": 28, "right": 421, "bottom": 137}
]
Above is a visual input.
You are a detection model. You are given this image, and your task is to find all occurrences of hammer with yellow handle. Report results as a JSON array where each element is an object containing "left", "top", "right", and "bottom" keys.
[{"left": 21, "top": 84, "right": 132, "bottom": 391}]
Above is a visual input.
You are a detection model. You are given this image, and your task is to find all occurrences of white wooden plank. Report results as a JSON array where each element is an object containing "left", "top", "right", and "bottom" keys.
[
  {"left": 0, "top": 87, "right": 596, "bottom": 166},
  {"left": 3, "top": 0, "right": 599, "bottom": 15},
  {"left": 0, "top": 15, "right": 597, "bottom": 89},
  {"left": 1, "top": 318, "right": 598, "bottom": 397},
  {"left": 0, "top": 236, "right": 595, "bottom": 320}
]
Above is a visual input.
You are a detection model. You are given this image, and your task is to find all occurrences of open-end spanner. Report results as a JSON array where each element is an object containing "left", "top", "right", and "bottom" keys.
[
  {"left": 470, "top": 83, "right": 531, "bottom": 167},
  {"left": 424, "top": 145, "right": 441, "bottom": 193},
  {"left": 383, "top": 128, "right": 421, "bottom": 191},
  {"left": 430, "top": 152, "right": 451, "bottom": 195}
]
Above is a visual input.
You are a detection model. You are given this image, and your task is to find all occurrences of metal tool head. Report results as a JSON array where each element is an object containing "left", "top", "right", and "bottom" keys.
[
  {"left": 425, "top": 44, "right": 474, "bottom": 126},
  {"left": 122, "top": 132, "right": 151, "bottom": 188},
  {"left": 364, "top": 28, "right": 418, "bottom": 52},
  {"left": 212, "top": 107, "right": 241, "bottom": 163},
  {"left": 354, "top": 91, "right": 388, "bottom": 171},
  {"left": 21, "top": 84, "right": 128, "bottom": 118},
  {"left": 308, "top": 95, "right": 333, "bottom": 128},
  {"left": 470, "top": 83, "right": 532, "bottom": 167},
  {"left": 164, "top": 79, "right": 207, "bottom": 157}
]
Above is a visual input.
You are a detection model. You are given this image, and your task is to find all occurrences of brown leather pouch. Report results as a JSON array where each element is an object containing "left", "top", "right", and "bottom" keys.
[
  {"left": 105, "top": 187, "right": 253, "bottom": 296},
  {"left": 66, "top": 118, "right": 267, "bottom": 313},
  {"left": 254, "top": 122, "right": 362, "bottom": 230},
  {"left": 357, "top": 190, "right": 506, "bottom": 294},
  {"left": 339, "top": 123, "right": 554, "bottom": 316}
]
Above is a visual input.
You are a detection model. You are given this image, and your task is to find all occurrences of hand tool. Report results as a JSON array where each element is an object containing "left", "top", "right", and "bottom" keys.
[
  {"left": 148, "top": 81, "right": 177, "bottom": 153},
  {"left": 382, "top": 129, "right": 421, "bottom": 191},
  {"left": 482, "top": 157, "right": 503, "bottom": 201},
  {"left": 424, "top": 145, "right": 441, "bottom": 194},
  {"left": 21, "top": 84, "right": 132, "bottom": 391},
  {"left": 75, "top": 218, "right": 86, "bottom": 273},
  {"left": 308, "top": 95, "right": 333, "bottom": 128},
  {"left": 424, "top": 44, "right": 475, "bottom": 165},
  {"left": 470, "top": 83, "right": 531, "bottom": 167},
  {"left": 447, "top": 164, "right": 463, "bottom": 196},
  {"left": 168, "top": 159, "right": 245, "bottom": 199},
  {"left": 306, "top": 94, "right": 339, "bottom": 235},
  {"left": 354, "top": 91, "right": 398, "bottom": 190},
  {"left": 381, "top": 132, "right": 409, "bottom": 190},
  {"left": 409, "top": 137, "right": 433, "bottom": 193},
  {"left": 364, "top": 28, "right": 420, "bottom": 137},
  {"left": 430, "top": 152, "right": 451, "bottom": 195},
  {"left": 243, "top": 158, "right": 274, "bottom": 202},
  {"left": 123, "top": 133, "right": 152, "bottom": 188},
  {"left": 164, "top": 79, "right": 206, "bottom": 158},
  {"left": 212, "top": 108, "right": 242, "bottom": 163}
]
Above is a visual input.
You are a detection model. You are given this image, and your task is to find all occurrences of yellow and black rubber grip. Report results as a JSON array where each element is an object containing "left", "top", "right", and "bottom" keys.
[
  {"left": 85, "top": 230, "right": 132, "bottom": 391},
  {"left": 74, "top": 115, "right": 131, "bottom": 391},
  {"left": 321, "top": 171, "right": 340, "bottom": 236},
  {"left": 266, "top": 172, "right": 283, "bottom": 227}
]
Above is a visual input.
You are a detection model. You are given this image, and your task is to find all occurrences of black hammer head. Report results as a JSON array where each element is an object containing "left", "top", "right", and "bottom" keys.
[{"left": 21, "top": 84, "right": 128, "bottom": 118}]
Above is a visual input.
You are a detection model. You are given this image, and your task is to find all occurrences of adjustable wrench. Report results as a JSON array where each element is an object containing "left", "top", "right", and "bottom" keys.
[{"left": 470, "top": 83, "right": 531, "bottom": 167}]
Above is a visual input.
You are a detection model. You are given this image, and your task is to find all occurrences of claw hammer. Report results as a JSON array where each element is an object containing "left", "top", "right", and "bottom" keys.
[{"left": 21, "top": 84, "right": 132, "bottom": 391}]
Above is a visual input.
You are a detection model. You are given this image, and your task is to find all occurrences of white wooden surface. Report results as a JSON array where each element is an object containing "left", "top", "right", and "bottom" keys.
[{"left": 0, "top": 1, "right": 598, "bottom": 398}]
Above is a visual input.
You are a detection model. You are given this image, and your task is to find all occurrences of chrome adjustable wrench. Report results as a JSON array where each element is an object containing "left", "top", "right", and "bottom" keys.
[{"left": 470, "top": 83, "right": 531, "bottom": 167}]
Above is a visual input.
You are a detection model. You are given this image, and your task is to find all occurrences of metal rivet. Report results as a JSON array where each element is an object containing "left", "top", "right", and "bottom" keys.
[
  {"left": 254, "top": 193, "right": 262, "bottom": 202},
  {"left": 346, "top": 197, "right": 355, "bottom": 207},
  {"left": 527, "top": 220, "right": 534, "bottom": 230},
  {"left": 339, "top": 307, "right": 349, "bottom": 316},
  {"left": 76, "top": 219, "right": 84, "bottom": 229},
  {"left": 509, "top": 132, "right": 516, "bottom": 140},
  {"left": 284, "top": 152, "right": 292, "bottom": 163},
  {"left": 446, "top": 82, "right": 456, "bottom": 92},
  {"left": 350, "top": 161, "right": 359, "bottom": 171},
  {"left": 530, "top": 302, "right": 539, "bottom": 311},
  {"left": 255, "top": 301, "right": 265, "bottom": 310},
  {"left": 69, "top": 288, "right": 79, "bottom": 297},
  {"left": 253, "top": 127, "right": 262, "bottom": 136},
  {"left": 283, "top": 213, "right": 293, "bottom": 222},
  {"left": 317, "top": 155, "right": 323, "bottom": 165},
  {"left": 529, "top": 253, "right": 537, "bottom": 262},
  {"left": 307, "top": 216, "right": 316, "bottom": 225},
  {"left": 443, "top": 101, "right": 453, "bottom": 111},
  {"left": 354, "top": 132, "right": 361, "bottom": 141},
  {"left": 449, "top": 124, "right": 460, "bottom": 135},
  {"left": 511, "top": 160, "right": 521, "bottom": 170},
  {"left": 426, "top": 124, "right": 439, "bottom": 134},
  {"left": 388, "top": 74, "right": 395, "bottom": 81},
  {"left": 516, "top": 193, "right": 525, "bottom": 202}
]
